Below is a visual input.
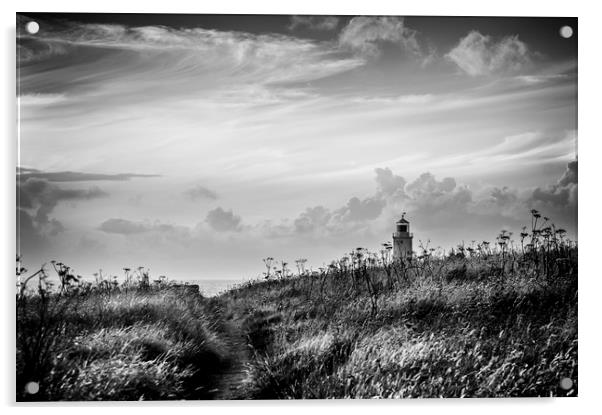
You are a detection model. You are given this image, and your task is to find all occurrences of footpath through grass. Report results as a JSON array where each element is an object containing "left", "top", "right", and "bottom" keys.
[{"left": 17, "top": 279, "right": 233, "bottom": 401}]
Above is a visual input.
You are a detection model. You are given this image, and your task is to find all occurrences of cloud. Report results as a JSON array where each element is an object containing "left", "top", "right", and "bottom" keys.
[
  {"left": 18, "top": 178, "right": 108, "bottom": 232},
  {"left": 469, "top": 185, "right": 526, "bottom": 219},
  {"left": 333, "top": 196, "right": 386, "bottom": 222},
  {"left": 17, "top": 167, "right": 160, "bottom": 182},
  {"left": 19, "top": 93, "right": 68, "bottom": 106},
  {"left": 294, "top": 206, "right": 332, "bottom": 234},
  {"left": 259, "top": 169, "right": 468, "bottom": 239},
  {"left": 286, "top": 193, "right": 388, "bottom": 238},
  {"left": 17, "top": 38, "right": 69, "bottom": 63},
  {"left": 375, "top": 167, "right": 407, "bottom": 198},
  {"left": 98, "top": 218, "right": 153, "bottom": 234},
  {"left": 18, "top": 177, "right": 108, "bottom": 205},
  {"left": 515, "top": 74, "right": 569, "bottom": 86},
  {"left": 17, "top": 178, "right": 109, "bottom": 258},
  {"left": 82, "top": 162, "right": 576, "bottom": 278},
  {"left": 338, "top": 16, "right": 422, "bottom": 58},
  {"left": 423, "top": 131, "right": 576, "bottom": 175},
  {"left": 205, "top": 207, "right": 242, "bottom": 232},
  {"left": 406, "top": 173, "right": 456, "bottom": 195},
  {"left": 558, "top": 160, "right": 577, "bottom": 187},
  {"left": 289, "top": 16, "right": 339, "bottom": 31},
  {"left": 531, "top": 160, "right": 577, "bottom": 208},
  {"left": 17, "top": 20, "right": 364, "bottom": 91},
  {"left": 352, "top": 94, "right": 435, "bottom": 105},
  {"left": 400, "top": 173, "right": 473, "bottom": 226},
  {"left": 262, "top": 163, "right": 577, "bottom": 243},
  {"left": 446, "top": 31, "right": 531, "bottom": 76},
  {"left": 183, "top": 185, "right": 218, "bottom": 201},
  {"left": 490, "top": 186, "right": 520, "bottom": 207}
]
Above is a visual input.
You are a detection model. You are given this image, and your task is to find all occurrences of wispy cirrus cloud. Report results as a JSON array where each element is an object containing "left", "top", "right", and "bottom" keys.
[
  {"left": 461, "top": 130, "right": 574, "bottom": 166},
  {"left": 338, "top": 16, "right": 423, "bottom": 58},
  {"left": 289, "top": 15, "right": 339, "bottom": 31},
  {"left": 18, "top": 21, "right": 365, "bottom": 92},
  {"left": 18, "top": 93, "right": 68, "bottom": 106},
  {"left": 17, "top": 167, "right": 160, "bottom": 182}
]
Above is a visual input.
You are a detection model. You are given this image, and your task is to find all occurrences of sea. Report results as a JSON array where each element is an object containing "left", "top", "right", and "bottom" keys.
[
  {"left": 18, "top": 273, "right": 252, "bottom": 297},
  {"left": 177, "top": 278, "right": 252, "bottom": 297}
]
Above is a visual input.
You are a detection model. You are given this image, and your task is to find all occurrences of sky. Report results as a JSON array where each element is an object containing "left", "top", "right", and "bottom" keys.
[{"left": 16, "top": 13, "right": 577, "bottom": 280}]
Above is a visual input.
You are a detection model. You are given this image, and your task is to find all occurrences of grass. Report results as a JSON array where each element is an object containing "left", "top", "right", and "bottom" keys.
[
  {"left": 217, "top": 212, "right": 578, "bottom": 398},
  {"left": 16, "top": 277, "right": 231, "bottom": 401},
  {"left": 220, "top": 264, "right": 576, "bottom": 398},
  {"left": 16, "top": 210, "right": 578, "bottom": 400}
]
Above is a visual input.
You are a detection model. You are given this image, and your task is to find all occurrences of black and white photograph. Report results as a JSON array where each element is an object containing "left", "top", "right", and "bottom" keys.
[{"left": 16, "top": 12, "right": 577, "bottom": 401}]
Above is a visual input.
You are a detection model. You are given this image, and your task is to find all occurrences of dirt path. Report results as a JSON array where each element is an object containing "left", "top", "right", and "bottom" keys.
[{"left": 211, "top": 320, "right": 254, "bottom": 399}]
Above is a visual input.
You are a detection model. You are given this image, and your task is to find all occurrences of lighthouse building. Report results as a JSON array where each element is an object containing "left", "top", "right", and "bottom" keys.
[{"left": 393, "top": 214, "right": 413, "bottom": 260}]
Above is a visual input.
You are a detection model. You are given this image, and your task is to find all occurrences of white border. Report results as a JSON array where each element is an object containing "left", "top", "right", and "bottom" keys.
[{"left": 3, "top": 1, "right": 600, "bottom": 414}]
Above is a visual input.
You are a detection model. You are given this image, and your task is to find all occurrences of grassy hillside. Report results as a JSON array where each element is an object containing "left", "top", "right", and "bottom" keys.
[
  {"left": 218, "top": 218, "right": 577, "bottom": 398},
  {"left": 16, "top": 212, "right": 577, "bottom": 400}
]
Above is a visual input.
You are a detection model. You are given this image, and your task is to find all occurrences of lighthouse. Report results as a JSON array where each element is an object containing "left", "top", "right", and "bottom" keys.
[{"left": 393, "top": 212, "right": 413, "bottom": 260}]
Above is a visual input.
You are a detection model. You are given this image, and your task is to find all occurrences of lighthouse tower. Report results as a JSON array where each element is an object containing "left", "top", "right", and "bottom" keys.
[{"left": 393, "top": 213, "right": 413, "bottom": 260}]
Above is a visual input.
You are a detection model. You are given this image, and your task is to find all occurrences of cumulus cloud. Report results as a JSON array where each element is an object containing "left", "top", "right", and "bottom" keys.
[
  {"left": 17, "top": 177, "right": 109, "bottom": 258},
  {"left": 286, "top": 193, "right": 387, "bottom": 238},
  {"left": 338, "top": 16, "right": 422, "bottom": 58},
  {"left": 289, "top": 16, "right": 339, "bottom": 31},
  {"left": 262, "top": 169, "right": 464, "bottom": 239},
  {"left": 375, "top": 167, "right": 407, "bottom": 199},
  {"left": 183, "top": 185, "right": 218, "bottom": 201},
  {"left": 18, "top": 177, "right": 108, "bottom": 232},
  {"left": 406, "top": 173, "right": 457, "bottom": 196},
  {"left": 384, "top": 173, "right": 476, "bottom": 236},
  {"left": 333, "top": 196, "right": 386, "bottom": 222},
  {"left": 257, "top": 169, "right": 469, "bottom": 239},
  {"left": 294, "top": 206, "right": 332, "bottom": 234},
  {"left": 531, "top": 160, "right": 577, "bottom": 208},
  {"left": 86, "top": 162, "right": 576, "bottom": 270},
  {"left": 490, "top": 186, "right": 520, "bottom": 207},
  {"left": 404, "top": 173, "right": 471, "bottom": 215},
  {"left": 88, "top": 161, "right": 577, "bottom": 248},
  {"left": 262, "top": 161, "right": 577, "bottom": 244},
  {"left": 446, "top": 31, "right": 531, "bottom": 76},
  {"left": 205, "top": 207, "right": 242, "bottom": 232},
  {"left": 469, "top": 185, "right": 526, "bottom": 219},
  {"left": 558, "top": 160, "right": 577, "bottom": 187}
]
